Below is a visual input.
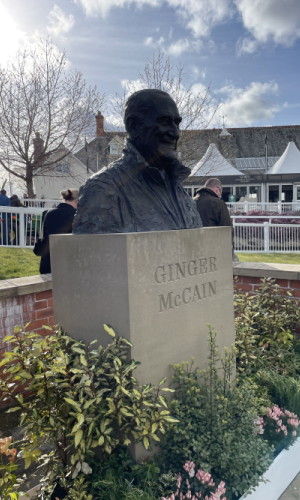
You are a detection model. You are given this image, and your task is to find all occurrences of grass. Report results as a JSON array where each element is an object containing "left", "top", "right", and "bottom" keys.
[
  {"left": 236, "top": 253, "right": 300, "bottom": 264},
  {"left": 0, "top": 247, "right": 40, "bottom": 280},
  {"left": 0, "top": 248, "right": 300, "bottom": 280}
]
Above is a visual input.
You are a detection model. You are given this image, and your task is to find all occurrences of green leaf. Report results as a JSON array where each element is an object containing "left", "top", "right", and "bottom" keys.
[
  {"left": 103, "top": 324, "right": 116, "bottom": 337},
  {"left": 98, "top": 435, "right": 105, "bottom": 446},
  {"left": 80, "top": 354, "right": 87, "bottom": 366},
  {"left": 120, "top": 407, "right": 134, "bottom": 417},
  {"left": 163, "top": 416, "right": 179, "bottom": 423},
  {"left": 64, "top": 398, "right": 81, "bottom": 412},
  {"left": 72, "top": 347, "right": 86, "bottom": 355},
  {"left": 151, "top": 423, "right": 158, "bottom": 433},
  {"left": 143, "top": 437, "right": 149, "bottom": 449},
  {"left": 9, "top": 493, "right": 18, "bottom": 500},
  {"left": 6, "top": 407, "right": 20, "bottom": 413},
  {"left": 75, "top": 429, "right": 83, "bottom": 447}
]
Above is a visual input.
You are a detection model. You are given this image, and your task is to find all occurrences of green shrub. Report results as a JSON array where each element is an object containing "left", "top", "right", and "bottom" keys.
[
  {"left": 255, "top": 369, "right": 300, "bottom": 416},
  {"left": 0, "top": 325, "right": 177, "bottom": 498},
  {"left": 235, "top": 277, "right": 300, "bottom": 376},
  {"left": 87, "top": 445, "right": 174, "bottom": 499},
  {"left": 158, "top": 328, "right": 272, "bottom": 500}
]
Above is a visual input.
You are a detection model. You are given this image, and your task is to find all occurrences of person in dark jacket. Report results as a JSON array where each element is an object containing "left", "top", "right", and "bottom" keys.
[
  {"left": 35, "top": 188, "right": 78, "bottom": 274},
  {"left": 73, "top": 89, "right": 202, "bottom": 234},
  {"left": 194, "top": 178, "right": 238, "bottom": 260},
  {"left": 0, "top": 188, "right": 11, "bottom": 245},
  {"left": 194, "top": 178, "right": 232, "bottom": 227}
]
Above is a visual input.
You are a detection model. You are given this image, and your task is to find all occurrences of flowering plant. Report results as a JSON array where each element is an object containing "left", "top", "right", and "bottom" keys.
[
  {"left": 0, "top": 436, "right": 20, "bottom": 499},
  {"left": 161, "top": 461, "right": 226, "bottom": 500},
  {"left": 257, "top": 405, "right": 300, "bottom": 453}
]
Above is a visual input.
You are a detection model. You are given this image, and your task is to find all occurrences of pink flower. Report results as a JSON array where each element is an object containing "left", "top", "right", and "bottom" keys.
[
  {"left": 183, "top": 461, "right": 196, "bottom": 478},
  {"left": 177, "top": 473, "right": 182, "bottom": 488}
]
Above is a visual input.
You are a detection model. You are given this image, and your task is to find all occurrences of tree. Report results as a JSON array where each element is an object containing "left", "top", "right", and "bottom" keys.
[
  {"left": 112, "top": 49, "right": 219, "bottom": 129},
  {"left": 111, "top": 49, "right": 219, "bottom": 166},
  {"left": 0, "top": 39, "right": 104, "bottom": 197}
]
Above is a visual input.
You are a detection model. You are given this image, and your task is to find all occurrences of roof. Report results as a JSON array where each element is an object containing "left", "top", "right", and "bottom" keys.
[
  {"left": 190, "top": 143, "right": 244, "bottom": 177},
  {"left": 269, "top": 141, "right": 300, "bottom": 175},
  {"left": 234, "top": 156, "right": 279, "bottom": 171}
]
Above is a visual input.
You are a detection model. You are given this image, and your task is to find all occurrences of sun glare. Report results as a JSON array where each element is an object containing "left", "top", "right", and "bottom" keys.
[{"left": 0, "top": 5, "right": 24, "bottom": 64}]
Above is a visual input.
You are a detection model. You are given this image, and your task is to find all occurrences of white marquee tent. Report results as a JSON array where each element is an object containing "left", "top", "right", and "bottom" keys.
[
  {"left": 190, "top": 143, "right": 244, "bottom": 177},
  {"left": 269, "top": 141, "right": 300, "bottom": 175}
]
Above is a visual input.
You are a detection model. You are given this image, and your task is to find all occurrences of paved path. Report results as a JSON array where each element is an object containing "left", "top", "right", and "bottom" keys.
[{"left": 279, "top": 473, "right": 300, "bottom": 500}]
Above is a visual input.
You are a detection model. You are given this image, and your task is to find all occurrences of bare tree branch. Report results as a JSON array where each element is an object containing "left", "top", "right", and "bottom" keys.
[
  {"left": 110, "top": 49, "right": 219, "bottom": 165},
  {"left": 0, "top": 38, "right": 104, "bottom": 197}
]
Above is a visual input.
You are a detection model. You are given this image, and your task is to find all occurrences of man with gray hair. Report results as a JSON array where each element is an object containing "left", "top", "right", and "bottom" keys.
[
  {"left": 194, "top": 178, "right": 238, "bottom": 260},
  {"left": 73, "top": 89, "right": 202, "bottom": 234},
  {"left": 194, "top": 178, "right": 232, "bottom": 228}
]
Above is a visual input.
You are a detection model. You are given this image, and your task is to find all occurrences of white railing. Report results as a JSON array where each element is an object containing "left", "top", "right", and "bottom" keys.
[
  {"left": 227, "top": 201, "right": 300, "bottom": 214},
  {"left": 0, "top": 206, "right": 46, "bottom": 247},
  {"left": 233, "top": 222, "right": 300, "bottom": 253},
  {"left": 20, "top": 198, "right": 59, "bottom": 208},
  {"left": 1, "top": 206, "right": 300, "bottom": 253}
]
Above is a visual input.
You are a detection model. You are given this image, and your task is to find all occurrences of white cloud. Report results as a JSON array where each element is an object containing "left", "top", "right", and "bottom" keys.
[
  {"left": 74, "top": 0, "right": 160, "bottom": 18},
  {"left": 218, "top": 81, "right": 280, "bottom": 126},
  {"left": 104, "top": 114, "right": 124, "bottom": 131},
  {"left": 236, "top": 37, "right": 259, "bottom": 55},
  {"left": 235, "top": 0, "right": 300, "bottom": 46},
  {"left": 75, "top": 0, "right": 232, "bottom": 38},
  {"left": 191, "top": 66, "right": 206, "bottom": 80},
  {"left": 144, "top": 36, "right": 154, "bottom": 46},
  {"left": 144, "top": 35, "right": 203, "bottom": 56},
  {"left": 120, "top": 78, "right": 147, "bottom": 95},
  {"left": 167, "top": 38, "right": 190, "bottom": 56},
  {"left": 0, "top": 5, "right": 26, "bottom": 64},
  {"left": 167, "top": 38, "right": 203, "bottom": 56},
  {"left": 47, "top": 5, "right": 75, "bottom": 38},
  {"left": 173, "top": 0, "right": 233, "bottom": 37}
]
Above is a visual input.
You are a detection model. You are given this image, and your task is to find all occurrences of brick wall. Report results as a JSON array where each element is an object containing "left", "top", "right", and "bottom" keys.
[
  {"left": 234, "top": 275, "right": 300, "bottom": 298},
  {"left": 0, "top": 275, "right": 54, "bottom": 355},
  {"left": 233, "top": 262, "right": 300, "bottom": 301}
]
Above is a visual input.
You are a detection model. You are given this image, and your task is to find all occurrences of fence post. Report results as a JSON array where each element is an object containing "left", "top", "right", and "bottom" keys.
[
  {"left": 264, "top": 222, "right": 269, "bottom": 252},
  {"left": 19, "top": 211, "right": 26, "bottom": 246}
]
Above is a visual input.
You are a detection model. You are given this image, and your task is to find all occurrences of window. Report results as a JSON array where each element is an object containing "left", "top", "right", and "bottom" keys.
[
  {"left": 56, "top": 164, "right": 70, "bottom": 175},
  {"left": 249, "top": 186, "right": 261, "bottom": 202},
  {"left": 222, "top": 186, "right": 233, "bottom": 202},
  {"left": 235, "top": 186, "right": 247, "bottom": 201},
  {"left": 110, "top": 143, "right": 121, "bottom": 155},
  {"left": 281, "top": 185, "right": 293, "bottom": 202},
  {"left": 268, "top": 185, "right": 279, "bottom": 202}
]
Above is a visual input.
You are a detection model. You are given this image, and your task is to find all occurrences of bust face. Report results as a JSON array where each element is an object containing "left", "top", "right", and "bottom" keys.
[{"left": 131, "top": 94, "right": 182, "bottom": 169}]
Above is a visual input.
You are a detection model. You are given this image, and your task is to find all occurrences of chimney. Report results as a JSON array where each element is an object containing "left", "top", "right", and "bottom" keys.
[
  {"left": 96, "top": 111, "right": 105, "bottom": 137},
  {"left": 33, "top": 132, "right": 44, "bottom": 166}
]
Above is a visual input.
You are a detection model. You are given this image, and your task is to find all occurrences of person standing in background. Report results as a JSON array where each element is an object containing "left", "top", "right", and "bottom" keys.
[
  {"left": 194, "top": 178, "right": 238, "bottom": 260},
  {"left": 0, "top": 188, "right": 11, "bottom": 245},
  {"left": 33, "top": 188, "right": 79, "bottom": 274}
]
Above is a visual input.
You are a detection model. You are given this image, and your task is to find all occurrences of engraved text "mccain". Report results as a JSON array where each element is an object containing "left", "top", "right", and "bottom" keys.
[{"left": 159, "top": 280, "right": 217, "bottom": 312}]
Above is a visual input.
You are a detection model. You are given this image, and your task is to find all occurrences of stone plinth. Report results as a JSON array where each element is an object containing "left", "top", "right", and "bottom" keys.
[{"left": 50, "top": 227, "right": 234, "bottom": 385}]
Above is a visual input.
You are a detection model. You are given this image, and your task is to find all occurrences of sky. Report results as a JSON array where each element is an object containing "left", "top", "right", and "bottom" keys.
[{"left": 1, "top": 0, "right": 300, "bottom": 129}]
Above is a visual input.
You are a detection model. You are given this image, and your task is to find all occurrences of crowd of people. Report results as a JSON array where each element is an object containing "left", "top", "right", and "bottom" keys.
[{"left": 0, "top": 189, "right": 26, "bottom": 245}]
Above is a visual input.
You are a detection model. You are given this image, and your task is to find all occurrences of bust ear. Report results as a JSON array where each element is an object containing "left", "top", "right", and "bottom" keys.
[{"left": 125, "top": 116, "right": 140, "bottom": 139}]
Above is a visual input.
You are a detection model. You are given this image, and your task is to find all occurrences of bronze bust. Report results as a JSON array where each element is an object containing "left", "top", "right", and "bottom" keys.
[{"left": 72, "top": 89, "right": 202, "bottom": 234}]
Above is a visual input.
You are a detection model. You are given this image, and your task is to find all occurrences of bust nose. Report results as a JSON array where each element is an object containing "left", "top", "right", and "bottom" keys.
[{"left": 168, "top": 121, "right": 180, "bottom": 140}]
